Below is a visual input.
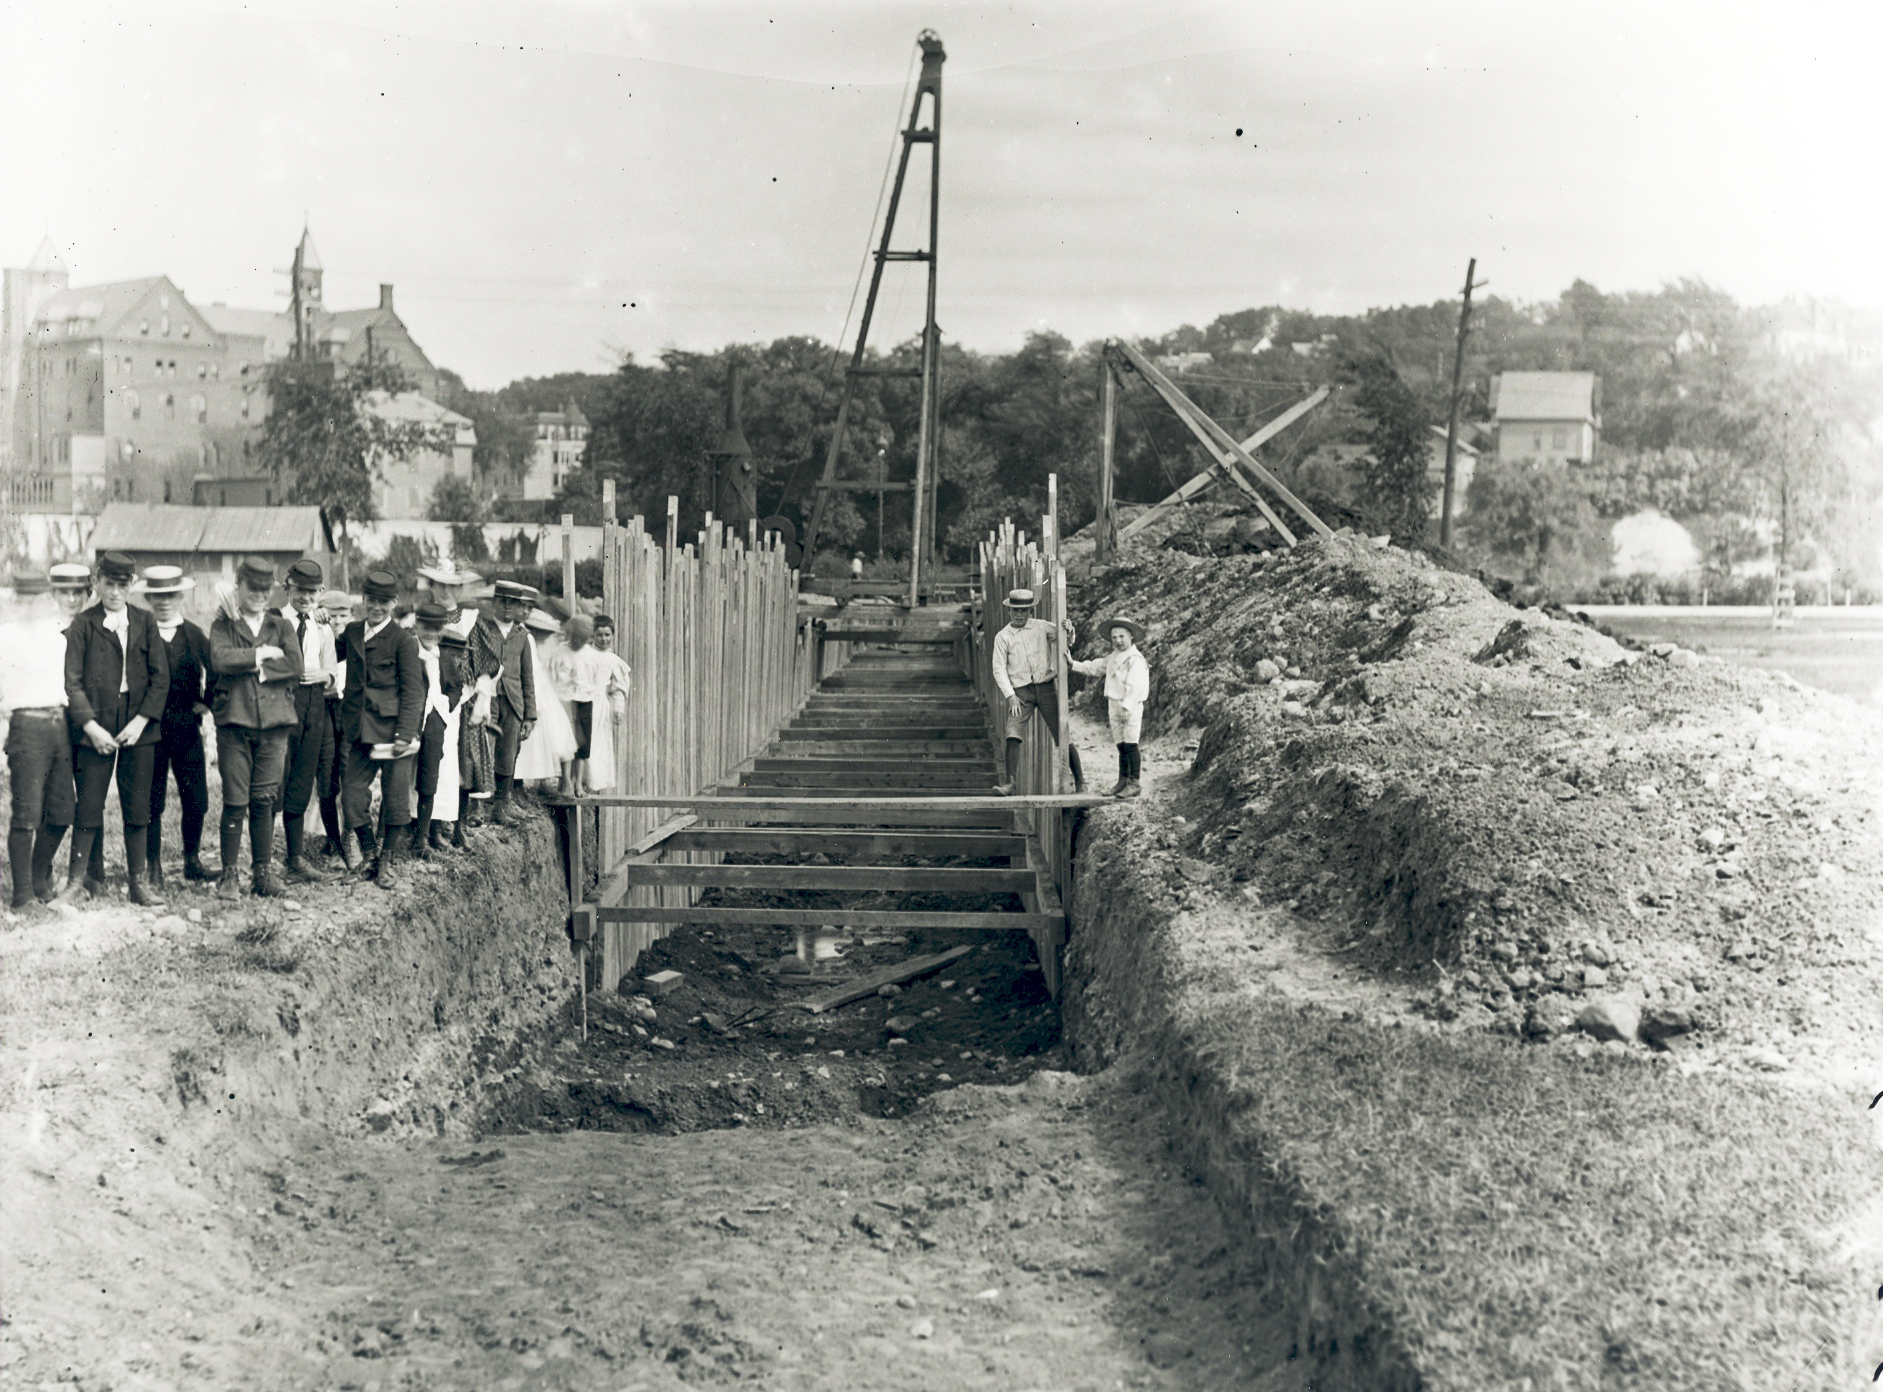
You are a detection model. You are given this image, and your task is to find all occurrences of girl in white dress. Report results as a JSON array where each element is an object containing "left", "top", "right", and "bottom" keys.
[
  {"left": 590, "top": 614, "right": 632, "bottom": 794},
  {"left": 512, "top": 609, "right": 577, "bottom": 788},
  {"left": 549, "top": 615, "right": 617, "bottom": 796}
]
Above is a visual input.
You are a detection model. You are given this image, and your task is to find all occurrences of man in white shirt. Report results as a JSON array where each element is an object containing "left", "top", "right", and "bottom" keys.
[
  {"left": 2, "top": 564, "right": 89, "bottom": 910},
  {"left": 988, "top": 587, "right": 1084, "bottom": 796},
  {"left": 275, "top": 558, "right": 339, "bottom": 885}
]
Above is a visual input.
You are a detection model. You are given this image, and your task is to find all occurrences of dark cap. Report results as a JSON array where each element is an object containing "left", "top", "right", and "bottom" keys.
[
  {"left": 236, "top": 556, "right": 276, "bottom": 588},
  {"left": 286, "top": 557, "right": 324, "bottom": 589},
  {"left": 439, "top": 629, "right": 468, "bottom": 650},
  {"left": 491, "top": 579, "right": 532, "bottom": 604},
  {"left": 413, "top": 600, "right": 450, "bottom": 628},
  {"left": 98, "top": 550, "right": 137, "bottom": 583},
  {"left": 361, "top": 570, "right": 398, "bottom": 601},
  {"left": 12, "top": 571, "right": 49, "bottom": 596}
]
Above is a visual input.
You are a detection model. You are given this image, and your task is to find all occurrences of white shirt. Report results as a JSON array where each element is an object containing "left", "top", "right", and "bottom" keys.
[
  {"left": 990, "top": 618, "right": 1061, "bottom": 699},
  {"left": 1071, "top": 646, "right": 1150, "bottom": 712},
  {"left": 419, "top": 645, "right": 451, "bottom": 721},
  {"left": 102, "top": 607, "right": 130, "bottom": 692},
  {"left": 288, "top": 605, "right": 338, "bottom": 686},
  {"left": 0, "top": 618, "right": 72, "bottom": 712},
  {"left": 363, "top": 616, "right": 392, "bottom": 644}
]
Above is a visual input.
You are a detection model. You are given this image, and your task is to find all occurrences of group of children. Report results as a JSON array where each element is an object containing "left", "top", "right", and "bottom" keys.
[{"left": 0, "top": 553, "right": 631, "bottom": 913}]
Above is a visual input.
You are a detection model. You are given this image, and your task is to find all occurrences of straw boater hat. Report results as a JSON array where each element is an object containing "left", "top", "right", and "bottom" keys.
[
  {"left": 49, "top": 562, "right": 91, "bottom": 591},
  {"left": 524, "top": 607, "right": 562, "bottom": 635},
  {"left": 1096, "top": 615, "right": 1146, "bottom": 645},
  {"left": 134, "top": 564, "right": 195, "bottom": 596},
  {"left": 417, "top": 563, "right": 481, "bottom": 588},
  {"left": 1002, "top": 588, "right": 1037, "bottom": 610}
]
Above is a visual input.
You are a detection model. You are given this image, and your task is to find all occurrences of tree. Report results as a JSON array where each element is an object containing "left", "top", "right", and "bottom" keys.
[
  {"left": 256, "top": 358, "right": 445, "bottom": 551},
  {"left": 1343, "top": 350, "right": 1432, "bottom": 538},
  {"left": 427, "top": 473, "right": 491, "bottom": 563},
  {"left": 1464, "top": 459, "right": 1611, "bottom": 593}
]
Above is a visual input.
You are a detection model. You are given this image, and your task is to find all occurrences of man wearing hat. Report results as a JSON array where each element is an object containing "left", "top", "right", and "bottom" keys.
[
  {"left": 466, "top": 580, "right": 538, "bottom": 825},
  {"left": 139, "top": 565, "right": 216, "bottom": 884},
  {"left": 274, "top": 558, "right": 340, "bottom": 885},
  {"left": 1070, "top": 616, "right": 1151, "bottom": 798},
  {"left": 0, "top": 563, "right": 91, "bottom": 910},
  {"left": 338, "top": 570, "right": 425, "bottom": 888},
  {"left": 988, "top": 587, "right": 1084, "bottom": 797},
  {"left": 209, "top": 557, "right": 302, "bottom": 898},
  {"left": 61, "top": 550, "right": 171, "bottom": 906}
]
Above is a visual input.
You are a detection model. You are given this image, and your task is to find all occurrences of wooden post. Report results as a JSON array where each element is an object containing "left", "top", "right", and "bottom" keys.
[
  {"left": 602, "top": 478, "right": 617, "bottom": 525},
  {"left": 1439, "top": 257, "right": 1478, "bottom": 550},
  {"left": 1097, "top": 366, "right": 1118, "bottom": 563},
  {"left": 561, "top": 512, "right": 575, "bottom": 603},
  {"left": 666, "top": 495, "right": 678, "bottom": 555}
]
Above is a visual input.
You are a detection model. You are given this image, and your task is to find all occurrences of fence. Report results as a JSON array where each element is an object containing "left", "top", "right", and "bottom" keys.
[
  {"left": 967, "top": 509, "right": 1077, "bottom": 927},
  {"left": 584, "top": 511, "right": 845, "bottom": 991}
]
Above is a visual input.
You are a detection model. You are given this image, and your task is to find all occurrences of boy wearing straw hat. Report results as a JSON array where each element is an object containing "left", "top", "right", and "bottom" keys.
[
  {"left": 1070, "top": 616, "right": 1151, "bottom": 799},
  {"left": 989, "top": 587, "right": 1084, "bottom": 796},
  {"left": 62, "top": 549, "right": 171, "bottom": 907},
  {"left": 466, "top": 580, "right": 539, "bottom": 824},
  {"left": 208, "top": 557, "right": 302, "bottom": 899},
  {"left": 138, "top": 565, "right": 216, "bottom": 885}
]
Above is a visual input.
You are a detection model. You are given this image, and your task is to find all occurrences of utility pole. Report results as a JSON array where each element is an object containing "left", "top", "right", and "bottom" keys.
[
  {"left": 1439, "top": 257, "right": 1479, "bottom": 550},
  {"left": 1096, "top": 365, "right": 1118, "bottom": 563}
]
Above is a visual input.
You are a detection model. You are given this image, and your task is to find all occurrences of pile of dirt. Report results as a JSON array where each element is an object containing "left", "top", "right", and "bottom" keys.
[{"left": 1072, "top": 530, "right": 1883, "bottom": 1068}]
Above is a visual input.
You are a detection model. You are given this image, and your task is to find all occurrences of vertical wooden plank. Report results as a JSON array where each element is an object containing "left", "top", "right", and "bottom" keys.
[{"left": 561, "top": 512, "right": 575, "bottom": 606}]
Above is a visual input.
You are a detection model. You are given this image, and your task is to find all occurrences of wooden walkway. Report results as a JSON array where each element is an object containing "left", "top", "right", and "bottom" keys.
[{"left": 574, "top": 642, "right": 1095, "bottom": 996}]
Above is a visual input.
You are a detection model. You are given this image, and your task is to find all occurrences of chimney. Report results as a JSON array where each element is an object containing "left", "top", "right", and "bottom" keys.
[{"left": 378, "top": 283, "right": 394, "bottom": 312}]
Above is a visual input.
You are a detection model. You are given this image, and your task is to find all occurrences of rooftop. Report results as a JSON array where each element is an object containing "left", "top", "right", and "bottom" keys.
[
  {"left": 1490, "top": 371, "right": 1598, "bottom": 423},
  {"left": 89, "top": 502, "right": 333, "bottom": 555}
]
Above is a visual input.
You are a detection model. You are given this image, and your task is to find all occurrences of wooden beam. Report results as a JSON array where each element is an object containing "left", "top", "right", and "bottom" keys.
[
  {"left": 797, "top": 945, "right": 975, "bottom": 1014},
  {"left": 665, "top": 828, "right": 1026, "bottom": 857},
  {"left": 624, "top": 863, "right": 1033, "bottom": 891},
  {"left": 1119, "top": 385, "right": 1330, "bottom": 538},
  {"left": 593, "top": 906, "right": 1064, "bottom": 930},
  {"left": 1112, "top": 341, "right": 1332, "bottom": 540},
  {"left": 594, "top": 813, "right": 700, "bottom": 909},
  {"left": 577, "top": 793, "right": 1101, "bottom": 811}
]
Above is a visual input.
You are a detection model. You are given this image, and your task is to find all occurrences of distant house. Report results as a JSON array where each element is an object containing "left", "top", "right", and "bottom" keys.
[
  {"left": 361, "top": 391, "right": 476, "bottom": 520},
  {"left": 502, "top": 402, "right": 589, "bottom": 503},
  {"left": 1490, "top": 371, "right": 1600, "bottom": 466},
  {"left": 88, "top": 502, "right": 333, "bottom": 581},
  {"left": 1154, "top": 352, "right": 1214, "bottom": 374}
]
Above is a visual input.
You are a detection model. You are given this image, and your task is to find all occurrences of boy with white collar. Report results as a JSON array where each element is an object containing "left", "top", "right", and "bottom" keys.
[{"left": 1070, "top": 616, "right": 1151, "bottom": 799}]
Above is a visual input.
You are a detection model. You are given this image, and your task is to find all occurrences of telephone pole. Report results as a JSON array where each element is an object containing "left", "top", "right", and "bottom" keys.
[{"left": 1439, "top": 257, "right": 1479, "bottom": 550}]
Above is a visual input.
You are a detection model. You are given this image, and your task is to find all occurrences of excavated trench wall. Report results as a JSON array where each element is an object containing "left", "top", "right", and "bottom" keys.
[
  {"left": 172, "top": 820, "right": 577, "bottom": 1150},
  {"left": 1061, "top": 817, "right": 1423, "bottom": 1392}
]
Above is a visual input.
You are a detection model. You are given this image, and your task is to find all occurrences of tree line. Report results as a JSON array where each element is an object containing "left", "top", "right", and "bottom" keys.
[{"left": 256, "top": 279, "right": 1883, "bottom": 595}]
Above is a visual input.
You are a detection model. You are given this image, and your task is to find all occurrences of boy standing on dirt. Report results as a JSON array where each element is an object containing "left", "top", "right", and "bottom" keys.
[
  {"left": 139, "top": 565, "right": 215, "bottom": 887},
  {"left": 989, "top": 587, "right": 1084, "bottom": 796},
  {"left": 1070, "top": 617, "right": 1150, "bottom": 799},
  {"left": 277, "top": 558, "right": 339, "bottom": 886},
  {"left": 208, "top": 557, "right": 303, "bottom": 900},
  {"left": 338, "top": 570, "right": 425, "bottom": 888},
  {"left": 1, "top": 563, "right": 90, "bottom": 911}
]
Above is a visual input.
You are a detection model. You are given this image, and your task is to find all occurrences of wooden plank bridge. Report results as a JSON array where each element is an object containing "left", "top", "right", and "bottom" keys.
[
  {"left": 572, "top": 635, "right": 1095, "bottom": 996},
  {"left": 557, "top": 499, "right": 1099, "bottom": 1005}
]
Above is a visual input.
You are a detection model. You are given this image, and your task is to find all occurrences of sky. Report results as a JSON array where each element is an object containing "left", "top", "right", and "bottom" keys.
[{"left": 3, "top": 0, "right": 1879, "bottom": 389}]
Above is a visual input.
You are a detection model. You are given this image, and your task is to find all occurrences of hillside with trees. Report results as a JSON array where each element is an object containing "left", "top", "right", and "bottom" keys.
[{"left": 439, "top": 281, "right": 1883, "bottom": 596}]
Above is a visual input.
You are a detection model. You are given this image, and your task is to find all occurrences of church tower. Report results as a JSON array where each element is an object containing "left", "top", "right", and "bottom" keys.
[{"left": 289, "top": 225, "right": 322, "bottom": 359}]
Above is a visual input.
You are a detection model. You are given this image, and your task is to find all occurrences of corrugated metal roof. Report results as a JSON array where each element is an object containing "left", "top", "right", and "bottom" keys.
[
  {"left": 89, "top": 503, "right": 328, "bottom": 556},
  {"left": 1492, "top": 371, "right": 1597, "bottom": 422}
]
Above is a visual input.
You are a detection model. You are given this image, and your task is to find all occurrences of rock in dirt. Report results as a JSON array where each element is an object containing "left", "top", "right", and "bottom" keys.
[
  {"left": 1524, "top": 996, "right": 1580, "bottom": 1040},
  {"left": 1254, "top": 658, "right": 1282, "bottom": 682},
  {"left": 151, "top": 914, "right": 188, "bottom": 934},
  {"left": 1178, "top": 858, "right": 1216, "bottom": 884},
  {"left": 1580, "top": 966, "right": 1608, "bottom": 989},
  {"left": 1579, "top": 938, "right": 1613, "bottom": 967},
  {"left": 1144, "top": 1333, "right": 1191, "bottom": 1368},
  {"left": 1667, "top": 648, "right": 1699, "bottom": 669},
  {"left": 365, "top": 1099, "right": 396, "bottom": 1132},
  {"left": 884, "top": 1016, "right": 918, "bottom": 1036},
  {"left": 186, "top": 908, "right": 202, "bottom": 923},
  {"left": 1640, "top": 1004, "right": 1696, "bottom": 1046},
  {"left": 644, "top": 970, "right": 684, "bottom": 997},
  {"left": 877, "top": 984, "right": 900, "bottom": 997},
  {"left": 909, "top": 1318, "right": 935, "bottom": 1339},
  {"left": 1746, "top": 1047, "right": 1790, "bottom": 1072},
  {"left": 1576, "top": 997, "right": 1641, "bottom": 1043}
]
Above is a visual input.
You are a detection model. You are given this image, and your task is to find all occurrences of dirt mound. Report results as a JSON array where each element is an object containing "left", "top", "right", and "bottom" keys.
[{"left": 1074, "top": 530, "right": 1883, "bottom": 1061}]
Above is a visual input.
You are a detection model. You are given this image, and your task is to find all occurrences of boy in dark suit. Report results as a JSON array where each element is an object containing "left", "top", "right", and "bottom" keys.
[
  {"left": 339, "top": 570, "right": 424, "bottom": 889},
  {"left": 276, "top": 557, "right": 340, "bottom": 885},
  {"left": 410, "top": 601, "right": 465, "bottom": 858},
  {"left": 138, "top": 565, "right": 216, "bottom": 887},
  {"left": 61, "top": 549, "right": 170, "bottom": 907},
  {"left": 466, "top": 579, "right": 537, "bottom": 824},
  {"left": 209, "top": 556, "right": 302, "bottom": 899}
]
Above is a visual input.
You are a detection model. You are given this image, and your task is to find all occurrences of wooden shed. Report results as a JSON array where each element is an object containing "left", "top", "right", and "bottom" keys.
[{"left": 88, "top": 504, "right": 335, "bottom": 615}]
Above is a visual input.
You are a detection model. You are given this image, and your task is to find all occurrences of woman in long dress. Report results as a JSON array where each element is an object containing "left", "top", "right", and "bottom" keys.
[
  {"left": 590, "top": 614, "right": 632, "bottom": 794},
  {"left": 512, "top": 609, "right": 577, "bottom": 788}
]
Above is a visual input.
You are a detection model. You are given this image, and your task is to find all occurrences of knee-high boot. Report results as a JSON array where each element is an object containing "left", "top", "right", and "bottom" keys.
[
  {"left": 55, "top": 827, "right": 99, "bottom": 905},
  {"left": 216, "top": 807, "right": 246, "bottom": 899},
  {"left": 31, "top": 825, "right": 65, "bottom": 901},
  {"left": 125, "top": 827, "right": 164, "bottom": 908},
  {"left": 250, "top": 803, "right": 284, "bottom": 896},
  {"left": 8, "top": 828, "right": 35, "bottom": 909}
]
